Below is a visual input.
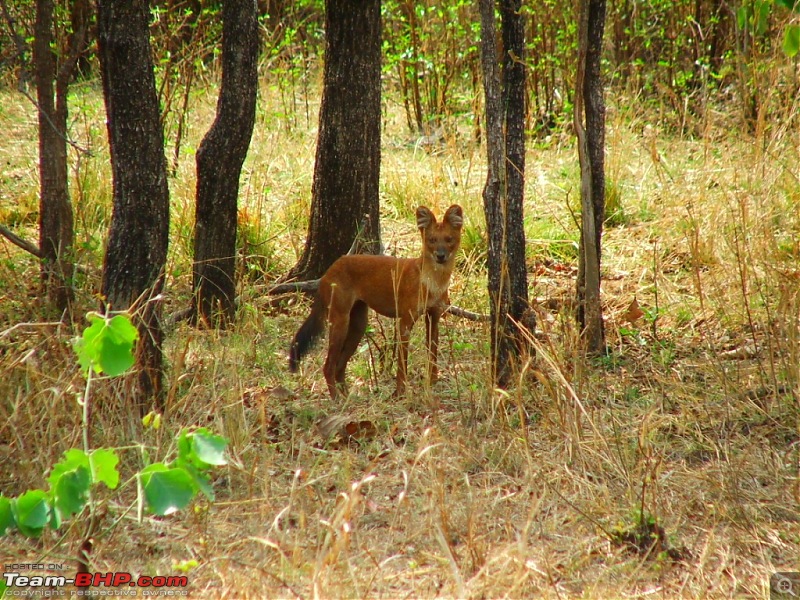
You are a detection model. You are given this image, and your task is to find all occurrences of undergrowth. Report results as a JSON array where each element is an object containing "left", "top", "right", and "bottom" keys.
[{"left": 0, "top": 78, "right": 798, "bottom": 598}]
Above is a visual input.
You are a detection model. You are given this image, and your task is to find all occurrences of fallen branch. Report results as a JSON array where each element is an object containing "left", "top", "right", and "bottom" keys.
[
  {"left": 165, "top": 306, "right": 193, "bottom": 328},
  {"left": 264, "top": 279, "right": 321, "bottom": 295},
  {"left": 443, "top": 305, "right": 489, "bottom": 322},
  {"left": 0, "top": 224, "right": 43, "bottom": 259},
  {"left": 265, "top": 277, "right": 489, "bottom": 321},
  {"left": 169, "top": 276, "right": 490, "bottom": 326}
]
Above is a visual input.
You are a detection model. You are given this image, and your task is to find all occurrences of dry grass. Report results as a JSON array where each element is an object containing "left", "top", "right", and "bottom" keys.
[{"left": 0, "top": 76, "right": 798, "bottom": 599}]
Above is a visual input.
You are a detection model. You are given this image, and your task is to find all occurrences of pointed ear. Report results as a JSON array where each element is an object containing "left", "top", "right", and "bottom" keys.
[
  {"left": 444, "top": 204, "right": 463, "bottom": 229},
  {"left": 416, "top": 206, "right": 435, "bottom": 230}
]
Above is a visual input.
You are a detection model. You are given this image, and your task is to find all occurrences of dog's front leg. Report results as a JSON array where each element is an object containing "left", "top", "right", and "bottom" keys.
[
  {"left": 394, "top": 316, "right": 414, "bottom": 398},
  {"left": 425, "top": 308, "right": 440, "bottom": 384}
]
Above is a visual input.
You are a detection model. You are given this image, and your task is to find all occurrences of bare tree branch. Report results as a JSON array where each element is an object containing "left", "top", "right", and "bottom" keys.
[
  {"left": 0, "top": 224, "right": 44, "bottom": 258},
  {"left": 443, "top": 305, "right": 489, "bottom": 322},
  {"left": 265, "top": 279, "right": 321, "bottom": 295}
]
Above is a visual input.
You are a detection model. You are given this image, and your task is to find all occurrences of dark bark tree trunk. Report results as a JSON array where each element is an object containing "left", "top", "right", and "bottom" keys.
[
  {"left": 34, "top": 0, "right": 88, "bottom": 314},
  {"left": 192, "top": 0, "right": 259, "bottom": 327},
  {"left": 479, "top": 0, "right": 532, "bottom": 388},
  {"left": 287, "top": 0, "right": 382, "bottom": 281},
  {"left": 98, "top": 0, "right": 170, "bottom": 410},
  {"left": 575, "top": 0, "right": 607, "bottom": 354}
]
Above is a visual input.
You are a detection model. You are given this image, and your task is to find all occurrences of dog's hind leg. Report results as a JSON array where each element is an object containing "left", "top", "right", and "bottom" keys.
[{"left": 334, "top": 300, "right": 368, "bottom": 390}]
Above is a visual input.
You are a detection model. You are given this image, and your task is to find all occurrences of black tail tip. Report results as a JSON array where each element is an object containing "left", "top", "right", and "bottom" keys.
[{"left": 288, "top": 344, "right": 300, "bottom": 372}]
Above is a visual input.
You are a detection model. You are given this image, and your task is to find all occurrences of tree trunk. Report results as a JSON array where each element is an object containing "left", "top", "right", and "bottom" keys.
[
  {"left": 98, "top": 0, "right": 171, "bottom": 410},
  {"left": 575, "top": 0, "right": 607, "bottom": 354},
  {"left": 35, "top": 0, "right": 75, "bottom": 314},
  {"left": 192, "top": 0, "right": 259, "bottom": 327},
  {"left": 479, "top": 0, "right": 532, "bottom": 388},
  {"left": 287, "top": 0, "right": 382, "bottom": 281}
]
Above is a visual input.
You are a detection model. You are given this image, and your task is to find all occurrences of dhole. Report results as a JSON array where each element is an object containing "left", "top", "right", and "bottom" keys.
[{"left": 289, "top": 205, "right": 463, "bottom": 400}]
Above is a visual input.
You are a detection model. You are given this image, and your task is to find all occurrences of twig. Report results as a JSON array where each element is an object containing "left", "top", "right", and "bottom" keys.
[
  {"left": 17, "top": 85, "right": 92, "bottom": 155},
  {"left": 169, "top": 271, "right": 490, "bottom": 325},
  {"left": 0, "top": 223, "right": 43, "bottom": 258},
  {"left": 164, "top": 306, "right": 193, "bottom": 328},
  {"left": 263, "top": 277, "right": 489, "bottom": 321},
  {"left": 264, "top": 277, "right": 489, "bottom": 321},
  {"left": 265, "top": 278, "right": 321, "bottom": 295},
  {"left": 443, "top": 305, "right": 489, "bottom": 322},
  {"left": 1, "top": 321, "right": 65, "bottom": 341}
]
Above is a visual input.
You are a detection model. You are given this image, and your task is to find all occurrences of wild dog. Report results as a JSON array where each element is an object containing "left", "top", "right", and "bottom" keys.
[{"left": 289, "top": 205, "right": 463, "bottom": 400}]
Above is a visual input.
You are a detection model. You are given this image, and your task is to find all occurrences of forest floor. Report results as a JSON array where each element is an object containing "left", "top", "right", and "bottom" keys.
[{"left": 1, "top": 80, "right": 799, "bottom": 599}]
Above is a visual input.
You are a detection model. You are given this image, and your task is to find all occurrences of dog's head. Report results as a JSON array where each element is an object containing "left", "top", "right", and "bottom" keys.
[{"left": 416, "top": 205, "right": 463, "bottom": 266}]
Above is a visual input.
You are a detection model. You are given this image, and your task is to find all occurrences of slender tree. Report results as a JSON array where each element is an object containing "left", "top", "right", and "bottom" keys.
[
  {"left": 479, "top": 0, "right": 532, "bottom": 387},
  {"left": 192, "top": 0, "right": 259, "bottom": 326},
  {"left": 574, "top": 0, "right": 607, "bottom": 354},
  {"left": 34, "top": 0, "right": 89, "bottom": 314},
  {"left": 287, "top": 0, "right": 382, "bottom": 281},
  {"left": 97, "top": 0, "right": 170, "bottom": 409}
]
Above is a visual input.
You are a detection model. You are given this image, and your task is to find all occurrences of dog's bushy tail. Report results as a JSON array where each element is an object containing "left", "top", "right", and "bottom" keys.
[{"left": 289, "top": 294, "right": 327, "bottom": 372}]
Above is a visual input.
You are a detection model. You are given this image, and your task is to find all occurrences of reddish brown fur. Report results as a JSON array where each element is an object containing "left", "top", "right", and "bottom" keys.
[{"left": 289, "top": 205, "right": 463, "bottom": 400}]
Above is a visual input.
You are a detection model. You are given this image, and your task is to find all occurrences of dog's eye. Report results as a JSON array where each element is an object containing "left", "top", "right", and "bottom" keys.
[{"left": 444, "top": 236, "right": 453, "bottom": 244}]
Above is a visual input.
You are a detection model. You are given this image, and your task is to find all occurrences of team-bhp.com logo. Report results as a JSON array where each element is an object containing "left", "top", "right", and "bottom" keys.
[{"left": 3, "top": 564, "right": 189, "bottom": 596}]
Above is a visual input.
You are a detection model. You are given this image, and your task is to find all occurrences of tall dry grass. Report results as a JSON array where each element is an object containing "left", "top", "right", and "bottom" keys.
[{"left": 0, "top": 73, "right": 798, "bottom": 599}]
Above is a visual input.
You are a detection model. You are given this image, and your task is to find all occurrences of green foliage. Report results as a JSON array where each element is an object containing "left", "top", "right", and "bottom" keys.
[
  {"left": 49, "top": 460, "right": 91, "bottom": 524},
  {"left": 0, "top": 496, "right": 13, "bottom": 535},
  {"left": 382, "top": 0, "right": 480, "bottom": 131},
  {"left": 783, "top": 24, "right": 800, "bottom": 56},
  {"left": 12, "top": 490, "right": 50, "bottom": 538},
  {"left": 523, "top": 0, "right": 578, "bottom": 128},
  {"left": 138, "top": 428, "right": 229, "bottom": 516},
  {"left": 1, "top": 428, "right": 228, "bottom": 537},
  {"left": 459, "top": 223, "right": 487, "bottom": 266},
  {"left": 138, "top": 428, "right": 229, "bottom": 517},
  {"left": 527, "top": 217, "right": 579, "bottom": 262},
  {"left": 263, "top": 1, "right": 325, "bottom": 129},
  {"left": 140, "top": 464, "right": 198, "bottom": 517},
  {"left": 605, "top": 178, "right": 628, "bottom": 228},
  {"left": 737, "top": 0, "right": 773, "bottom": 36},
  {"left": 1, "top": 448, "right": 117, "bottom": 538},
  {"left": 139, "top": 427, "right": 229, "bottom": 516},
  {"left": 1, "top": 311, "right": 229, "bottom": 538},
  {"left": 72, "top": 313, "right": 139, "bottom": 377}
]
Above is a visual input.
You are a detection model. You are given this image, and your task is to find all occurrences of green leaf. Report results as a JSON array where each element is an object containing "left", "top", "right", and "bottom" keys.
[
  {"left": 180, "top": 463, "right": 215, "bottom": 502},
  {"left": 0, "top": 496, "right": 14, "bottom": 535},
  {"left": 172, "top": 429, "right": 229, "bottom": 502},
  {"left": 776, "top": 0, "right": 800, "bottom": 11},
  {"left": 90, "top": 448, "right": 120, "bottom": 490},
  {"left": 73, "top": 313, "right": 105, "bottom": 374},
  {"left": 737, "top": 5, "right": 750, "bottom": 31},
  {"left": 140, "top": 464, "right": 198, "bottom": 516},
  {"left": 13, "top": 490, "right": 50, "bottom": 537},
  {"left": 754, "top": 0, "right": 771, "bottom": 35},
  {"left": 187, "top": 428, "right": 229, "bottom": 468},
  {"left": 100, "top": 315, "right": 139, "bottom": 376},
  {"left": 72, "top": 336, "right": 93, "bottom": 374},
  {"left": 784, "top": 24, "right": 800, "bottom": 56},
  {"left": 48, "top": 449, "right": 90, "bottom": 487},
  {"left": 52, "top": 466, "right": 91, "bottom": 520},
  {"left": 72, "top": 313, "right": 139, "bottom": 377},
  {"left": 46, "top": 450, "right": 92, "bottom": 526}
]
